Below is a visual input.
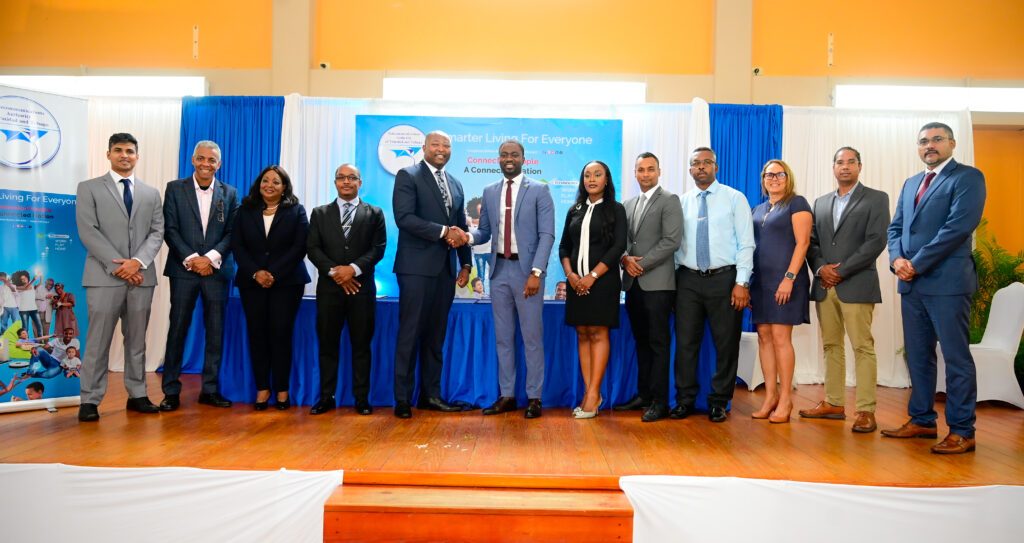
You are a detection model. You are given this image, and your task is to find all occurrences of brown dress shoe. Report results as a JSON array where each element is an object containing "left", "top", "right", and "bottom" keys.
[
  {"left": 482, "top": 396, "right": 517, "bottom": 415},
  {"left": 851, "top": 411, "right": 877, "bottom": 433},
  {"left": 931, "top": 433, "right": 976, "bottom": 454},
  {"left": 880, "top": 420, "right": 938, "bottom": 439},
  {"left": 798, "top": 400, "right": 845, "bottom": 420}
]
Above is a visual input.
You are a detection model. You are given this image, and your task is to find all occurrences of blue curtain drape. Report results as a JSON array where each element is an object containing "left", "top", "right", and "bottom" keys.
[{"left": 173, "top": 96, "right": 284, "bottom": 374}]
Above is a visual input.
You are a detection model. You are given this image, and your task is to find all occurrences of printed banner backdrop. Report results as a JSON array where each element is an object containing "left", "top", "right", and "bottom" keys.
[
  {"left": 0, "top": 85, "right": 88, "bottom": 408},
  {"left": 355, "top": 115, "right": 623, "bottom": 298}
]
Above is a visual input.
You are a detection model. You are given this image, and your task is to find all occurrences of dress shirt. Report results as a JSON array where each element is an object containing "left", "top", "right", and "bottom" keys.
[
  {"left": 633, "top": 184, "right": 659, "bottom": 222},
  {"left": 674, "top": 180, "right": 755, "bottom": 284},
  {"left": 832, "top": 182, "right": 859, "bottom": 227},
  {"left": 424, "top": 161, "right": 454, "bottom": 239},
  {"left": 496, "top": 174, "right": 523, "bottom": 254},
  {"left": 328, "top": 197, "right": 363, "bottom": 277},
  {"left": 183, "top": 176, "right": 223, "bottom": 270}
]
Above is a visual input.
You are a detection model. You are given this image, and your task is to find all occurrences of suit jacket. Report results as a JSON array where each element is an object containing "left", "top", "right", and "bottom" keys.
[
  {"left": 622, "top": 186, "right": 682, "bottom": 292},
  {"left": 161, "top": 177, "right": 239, "bottom": 281},
  {"left": 807, "top": 184, "right": 889, "bottom": 303},
  {"left": 887, "top": 158, "right": 986, "bottom": 295},
  {"left": 307, "top": 199, "right": 387, "bottom": 296},
  {"left": 392, "top": 161, "right": 472, "bottom": 278},
  {"left": 231, "top": 202, "right": 311, "bottom": 289},
  {"left": 470, "top": 176, "right": 556, "bottom": 277},
  {"left": 76, "top": 173, "right": 164, "bottom": 287}
]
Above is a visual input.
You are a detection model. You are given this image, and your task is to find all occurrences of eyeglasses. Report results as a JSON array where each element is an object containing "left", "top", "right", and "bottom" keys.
[
  {"left": 335, "top": 175, "right": 361, "bottom": 182},
  {"left": 917, "top": 135, "right": 950, "bottom": 147},
  {"left": 690, "top": 159, "right": 716, "bottom": 167},
  {"left": 763, "top": 172, "right": 788, "bottom": 180}
]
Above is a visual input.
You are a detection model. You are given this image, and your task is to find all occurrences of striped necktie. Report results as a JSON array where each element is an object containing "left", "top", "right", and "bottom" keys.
[{"left": 341, "top": 202, "right": 354, "bottom": 239}]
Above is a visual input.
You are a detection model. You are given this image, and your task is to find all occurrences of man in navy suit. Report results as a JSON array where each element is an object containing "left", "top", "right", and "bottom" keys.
[
  {"left": 392, "top": 131, "right": 472, "bottom": 418},
  {"left": 464, "top": 140, "right": 555, "bottom": 419},
  {"left": 159, "top": 140, "right": 239, "bottom": 411},
  {"left": 883, "top": 122, "right": 986, "bottom": 454}
]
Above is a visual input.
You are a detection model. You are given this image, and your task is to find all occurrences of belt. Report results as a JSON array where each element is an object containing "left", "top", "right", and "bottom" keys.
[
  {"left": 496, "top": 253, "right": 519, "bottom": 260},
  {"left": 681, "top": 265, "right": 736, "bottom": 277}
]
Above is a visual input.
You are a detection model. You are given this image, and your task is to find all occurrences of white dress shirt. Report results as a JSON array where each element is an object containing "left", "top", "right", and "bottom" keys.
[{"left": 183, "top": 175, "right": 223, "bottom": 270}]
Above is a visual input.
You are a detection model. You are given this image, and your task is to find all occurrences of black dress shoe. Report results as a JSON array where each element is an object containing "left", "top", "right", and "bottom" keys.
[
  {"left": 708, "top": 405, "right": 728, "bottom": 423},
  {"left": 355, "top": 400, "right": 373, "bottom": 416},
  {"left": 669, "top": 404, "right": 694, "bottom": 420},
  {"left": 310, "top": 396, "right": 336, "bottom": 415},
  {"left": 482, "top": 396, "right": 517, "bottom": 415},
  {"left": 159, "top": 394, "right": 180, "bottom": 412},
  {"left": 78, "top": 403, "right": 99, "bottom": 422},
  {"left": 418, "top": 396, "right": 461, "bottom": 412},
  {"left": 524, "top": 399, "right": 542, "bottom": 419},
  {"left": 395, "top": 401, "right": 412, "bottom": 419},
  {"left": 254, "top": 401, "right": 269, "bottom": 411},
  {"left": 275, "top": 398, "right": 291, "bottom": 410},
  {"left": 126, "top": 396, "right": 160, "bottom": 414},
  {"left": 198, "top": 392, "right": 233, "bottom": 408},
  {"left": 641, "top": 401, "right": 669, "bottom": 422},
  {"left": 613, "top": 395, "right": 651, "bottom": 411}
]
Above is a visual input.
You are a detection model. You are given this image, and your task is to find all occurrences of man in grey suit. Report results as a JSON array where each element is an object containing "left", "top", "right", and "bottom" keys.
[
  {"left": 616, "top": 152, "right": 682, "bottom": 422},
  {"left": 75, "top": 133, "right": 164, "bottom": 422},
  {"left": 800, "top": 147, "right": 890, "bottom": 433},
  {"left": 464, "top": 140, "right": 555, "bottom": 419},
  {"left": 159, "top": 140, "right": 239, "bottom": 411}
]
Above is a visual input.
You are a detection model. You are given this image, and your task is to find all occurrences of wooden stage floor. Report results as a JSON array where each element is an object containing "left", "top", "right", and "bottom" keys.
[{"left": 1, "top": 374, "right": 1022, "bottom": 489}]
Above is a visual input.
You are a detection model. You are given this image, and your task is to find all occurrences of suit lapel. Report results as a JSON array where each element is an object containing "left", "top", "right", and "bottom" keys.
[
  {"left": 103, "top": 173, "right": 129, "bottom": 218},
  {"left": 183, "top": 179, "right": 203, "bottom": 229},
  {"left": 914, "top": 159, "right": 957, "bottom": 214},
  {"left": 834, "top": 188, "right": 863, "bottom": 234},
  {"left": 203, "top": 181, "right": 225, "bottom": 242},
  {"left": 422, "top": 163, "right": 449, "bottom": 218},
  {"left": 634, "top": 186, "right": 662, "bottom": 233},
  {"left": 488, "top": 182, "right": 503, "bottom": 233},
  {"left": 514, "top": 178, "right": 529, "bottom": 223}
]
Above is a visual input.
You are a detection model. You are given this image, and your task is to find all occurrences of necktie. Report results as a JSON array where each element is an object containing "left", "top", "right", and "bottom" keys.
[
  {"left": 632, "top": 194, "right": 647, "bottom": 236},
  {"left": 121, "top": 178, "right": 133, "bottom": 216},
  {"left": 503, "top": 179, "right": 513, "bottom": 258},
  {"left": 696, "top": 191, "right": 710, "bottom": 271},
  {"left": 435, "top": 170, "right": 451, "bottom": 213},
  {"left": 914, "top": 172, "right": 936, "bottom": 208},
  {"left": 341, "top": 202, "right": 354, "bottom": 239}
]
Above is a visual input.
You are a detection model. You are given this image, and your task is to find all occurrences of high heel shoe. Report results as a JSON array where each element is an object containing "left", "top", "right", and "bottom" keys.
[
  {"left": 574, "top": 408, "right": 598, "bottom": 419},
  {"left": 768, "top": 404, "right": 792, "bottom": 424},
  {"left": 254, "top": 390, "right": 270, "bottom": 411},
  {"left": 275, "top": 394, "right": 291, "bottom": 411},
  {"left": 752, "top": 398, "right": 779, "bottom": 419}
]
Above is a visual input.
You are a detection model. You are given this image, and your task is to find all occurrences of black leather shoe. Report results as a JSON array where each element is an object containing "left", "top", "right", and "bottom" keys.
[
  {"left": 708, "top": 405, "right": 728, "bottom": 423},
  {"left": 126, "top": 396, "right": 160, "bottom": 414},
  {"left": 254, "top": 401, "right": 269, "bottom": 411},
  {"left": 482, "top": 396, "right": 517, "bottom": 415},
  {"left": 613, "top": 395, "right": 651, "bottom": 412},
  {"left": 355, "top": 399, "right": 373, "bottom": 416},
  {"left": 395, "top": 401, "right": 412, "bottom": 419},
  {"left": 198, "top": 392, "right": 232, "bottom": 408},
  {"left": 159, "top": 394, "right": 180, "bottom": 412},
  {"left": 669, "top": 404, "right": 694, "bottom": 420},
  {"left": 418, "top": 396, "right": 461, "bottom": 412},
  {"left": 275, "top": 398, "right": 291, "bottom": 411},
  {"left": 524, "top": 399, "right": 542, "bottom": 419},
  {"left": 310, "top": 396, "right": 336, "bottom": 415},
  {"left": 78, "top": 403, "right": 99, "bottom": 422},
  {"left": 641, "top": 401, "right": 669, "bottom": 422}
]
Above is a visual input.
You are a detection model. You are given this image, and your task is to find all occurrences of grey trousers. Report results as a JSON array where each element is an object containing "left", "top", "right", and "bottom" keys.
[{"left": 79, "top": 285, "right": 154, "bottom": 405}]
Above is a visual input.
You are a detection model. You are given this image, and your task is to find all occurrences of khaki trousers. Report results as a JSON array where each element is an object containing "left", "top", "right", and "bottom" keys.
[{"left": 815, "top": 288, "right": 877, "bottom": 412}]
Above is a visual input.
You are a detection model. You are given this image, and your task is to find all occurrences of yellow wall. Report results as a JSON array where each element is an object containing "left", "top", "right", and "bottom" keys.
[
  {"left": 0, "top": 0, "right": 272, "bottom": 69},
  {"left": 974, "top": 129, "right": 1024, "bottom": 253},
  {"left": 315, "top": 0, "right": 714, "bottom": 74},
  {"left": 752, "top": 0, "right": 1024, "bottom": 78}
]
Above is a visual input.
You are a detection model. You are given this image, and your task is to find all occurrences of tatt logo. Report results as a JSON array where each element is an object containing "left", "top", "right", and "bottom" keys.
[
  {"left": 0, "top": 95, "right": 62, "bottom": 169},
  {"left": 377, "top": 124, "right": 425, "bottom": 175}
]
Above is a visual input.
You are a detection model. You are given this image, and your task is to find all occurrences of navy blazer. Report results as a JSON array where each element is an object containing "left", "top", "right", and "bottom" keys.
[
  {"left": 307, "top": 199, "right": 387, "bottom": 296},
  {"left": 232, "top": 202, "right": 311, "bottom": 289},
  {"left": 162, "top": 177, "right": 239, "bottom": 281},
  {"left": 392, "top": 161, "right": 472, "bottom": 278},
  {"left": 887, "top": 159, "right": 986, "bottom": 295}
]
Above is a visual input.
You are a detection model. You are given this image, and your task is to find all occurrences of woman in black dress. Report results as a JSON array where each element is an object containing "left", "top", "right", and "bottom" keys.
[
  {"left": 750, "top": 159, "right": 812, "bottom": 423},
  {"left": 558, "top": 161, "right": 627, "bottom": 419}
]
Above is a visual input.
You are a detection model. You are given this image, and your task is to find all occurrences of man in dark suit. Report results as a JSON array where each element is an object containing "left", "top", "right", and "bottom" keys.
[
  {"left": 615, "top": 152, "right": 682, "bottom": 422},
  {"left": 392, "top": 131, "right": 472, "bottom": 418},
  {"left": 75, "top": 133, "right": 164, "bottom": 421},
  {"left": 800, "top": 147, "right": 889, "bottom": 433},
  {"left": 308, "top": 164, "right": 386, "bottom": 416},
  {"left": 883, "top": 122, "right": 986, "bottom": 454},
  {"left": 158, "top": 140, "right": 239, "bottom": 411}
]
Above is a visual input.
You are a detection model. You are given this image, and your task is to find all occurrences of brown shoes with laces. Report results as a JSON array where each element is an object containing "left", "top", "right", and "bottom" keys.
[
  {"left": 851, "top": 411, "right": 877, "bottom": 433},
  {"left": 798, "top": 400, "right": 846, "bottom": 420},
  {"left": 880, "top": 420, "right": 939, "bottom": 439}
]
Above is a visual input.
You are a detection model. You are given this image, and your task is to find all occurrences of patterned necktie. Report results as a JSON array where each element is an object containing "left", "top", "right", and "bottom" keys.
[
  {"left": 632, "top": 194, "right": 647, "bottom": 236},
  {"left": 120, "top": 178, "right": 133, "bottom": 216},
  {"left": 435, "top": 170, "right": 451, "bottom": 213},
  {"left": 914, "top": 172, "right": 936, "bottom": 208},
  {"left": 696, "top": 191, "right": 710, "bottom": 271},
  {"left": 503, "top": 179, "right": 513, "bottom": 258},
  {"left": 341, "top": 202, "right": 354, "bottom": 239}
]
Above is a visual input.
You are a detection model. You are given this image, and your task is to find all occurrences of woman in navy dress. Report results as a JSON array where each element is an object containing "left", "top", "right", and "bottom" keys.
[{"left": 750, "top": 159, "right": 812, "bottom": 424}]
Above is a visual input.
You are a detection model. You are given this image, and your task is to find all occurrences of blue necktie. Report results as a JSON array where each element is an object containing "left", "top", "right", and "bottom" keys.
[
  {"left": 696, "top": 191, "right": 710, "bottom": 271},
  {"left": 341, "top": 202, "right": 354, "bottom": 239},
  {"left": 120, "top": 178, "right": 133, "bottom": 216}
]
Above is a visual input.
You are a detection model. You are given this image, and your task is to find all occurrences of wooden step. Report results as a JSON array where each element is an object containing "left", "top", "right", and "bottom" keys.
[{"left": 324, "top": 485, "right": 633, "bottom": 543}]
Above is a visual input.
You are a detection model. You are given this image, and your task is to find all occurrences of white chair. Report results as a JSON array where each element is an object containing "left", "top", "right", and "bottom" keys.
[
  {"left": 937, "top": 282, "right": 1024, "bottom": 409},
  {"left": 737, "top": 331, "right": 764, "bottom": 391}
]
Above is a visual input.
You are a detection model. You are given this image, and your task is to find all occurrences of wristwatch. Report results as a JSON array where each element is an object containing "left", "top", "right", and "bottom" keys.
[
  {"left": 589, "top": 271, "right": 599, "bottom": 279},
  {"left": 737, "top": 281, "right": 749, "bottom": 288},
  {"left": 531, "top": 268, "right": 543, "bottom": 278},
  {"left": 784, "top": 271, "right": 796, "bottom": 280}
]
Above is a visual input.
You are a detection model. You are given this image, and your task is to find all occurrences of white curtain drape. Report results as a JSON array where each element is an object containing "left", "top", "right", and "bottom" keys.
[
  {"left": 781, "top": 107, "right": 974, "bottom": 387},
  {"left": 87, "top": 97, "right": 182, "bottom": 371}
]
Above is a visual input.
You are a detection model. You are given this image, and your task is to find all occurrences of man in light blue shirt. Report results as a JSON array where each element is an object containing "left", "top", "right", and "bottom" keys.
[{"left": 671, "top": 147, "right": 755, "bottom": 423}]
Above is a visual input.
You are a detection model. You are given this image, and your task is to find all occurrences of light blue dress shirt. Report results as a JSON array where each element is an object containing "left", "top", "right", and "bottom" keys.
[
  {"left": 674, "top": 180, "right": 756, "bottom": 284},
  {"left": 831, "top": 182, "right": 858, "bottom": 227}
]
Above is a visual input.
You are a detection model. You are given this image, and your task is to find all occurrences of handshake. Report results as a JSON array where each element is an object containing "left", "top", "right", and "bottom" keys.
[{"left": 444, "top": 226, "right": 471, "bottom": 248}]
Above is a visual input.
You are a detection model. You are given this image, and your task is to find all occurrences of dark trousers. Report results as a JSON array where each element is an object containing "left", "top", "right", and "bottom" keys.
[
  {"left": 239, "top": 284, "right": 304, "bottom": 392},
  {"left": 316, "top": 289, "right": 375, "bottom": 402},
  {"left": 625, "top": 283, "right": 674, "bottom": 404},
  {"left": 394, "top": 271, "right": 456, "bottom": 403},
  {"left": 674, "top": 267, "right": 742, "bottom": 408},
  {"left": 162, "top": 275, "right": 228, "bottom": 395}
]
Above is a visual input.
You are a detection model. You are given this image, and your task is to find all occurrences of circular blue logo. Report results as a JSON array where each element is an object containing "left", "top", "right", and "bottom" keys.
[{"left": 0, "top": 95, "right": 62, "bottom": 169}]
